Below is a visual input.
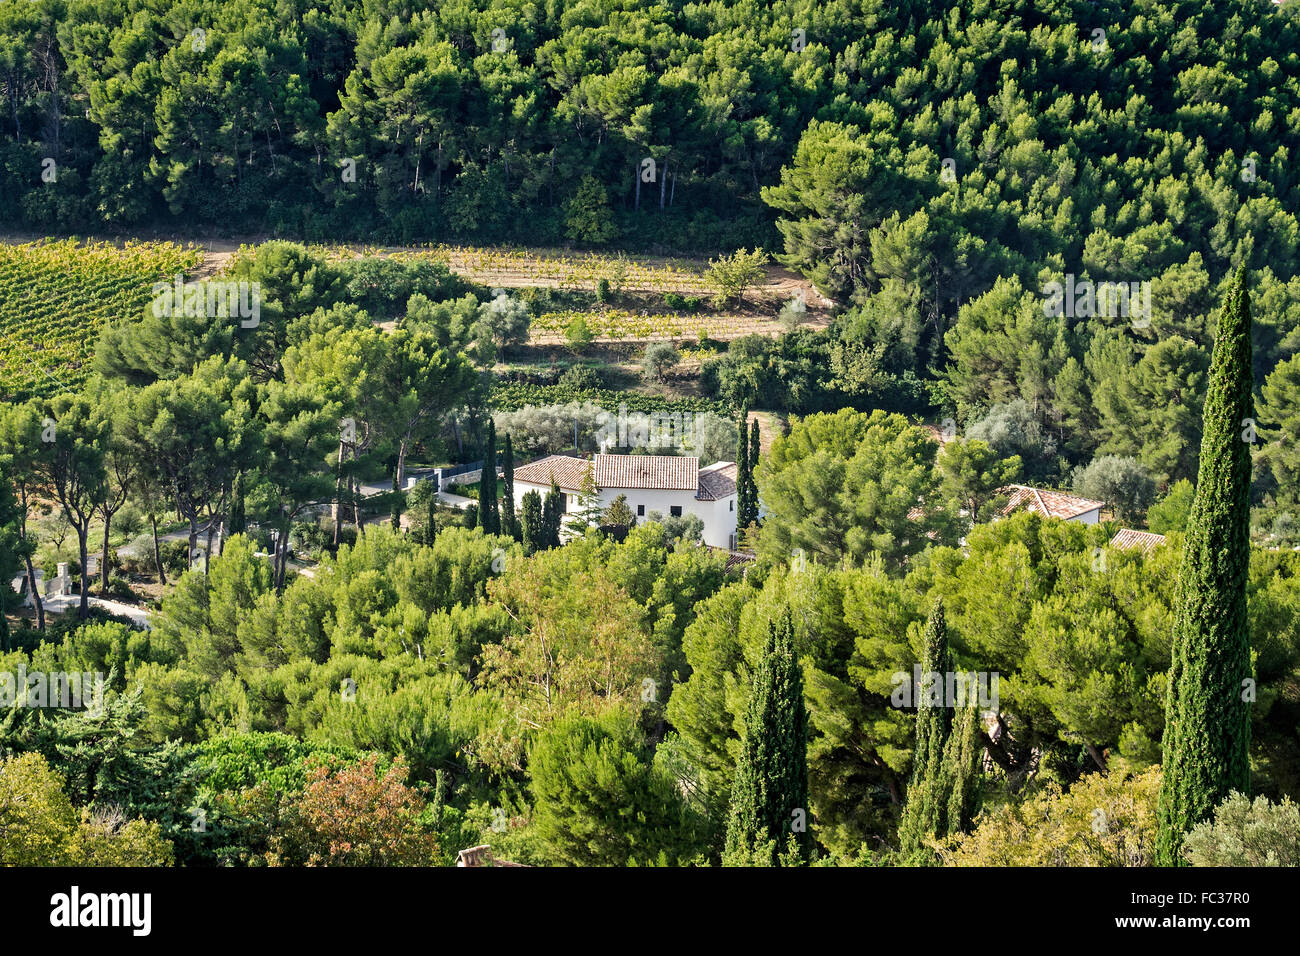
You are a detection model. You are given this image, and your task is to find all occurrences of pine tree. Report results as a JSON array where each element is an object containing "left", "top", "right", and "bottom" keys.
[
  {"left": 723, "top": 611, "right": 809, "bottom": 866},
  {"left": 1156, "top": 266, "right": 1255, "bottom": 865},
  {"left": 501, "top": 433, "right": 519, "bottom": 541},
  {"left": 604, "top": 493, "right": 635, "bottom": 529},
  {"left": 479, "top": 421, "right": 499, "bottom": 535},
  {"left": 565, "top": 468, "right": 603, "bottom": 535},
  {"left": 898, "top": 599, "right": 953, "bottom": 857},
  {"left": 521, "top": 489, "right": 544, "bottom": 554}
]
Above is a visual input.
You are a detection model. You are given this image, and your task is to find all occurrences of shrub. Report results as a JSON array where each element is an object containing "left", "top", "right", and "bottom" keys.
[
  {"left": 1148, "top": 478, "right": 1195, "bottom": 534},
  {"left": 966, "top": 399, "right": 1057, "bottom": 475},
  {"left": 159, "top": 541, "right": 191, "bottom": 575},
  {"left": 1184, "top": 792, "right": 1300, "bottom": 866},
  {"left": 558, "top": 365, "right": 602, "bottom": 391},
  {"left": 265, "top": 757, "right": 439, "bottom": 866},
  {"left": 1071, "top": 455, "right": 1157, "bottom": 525},
  {"left": 643, "top": 342, "right": 681, "bottom": 383},
  {"left": 565, "top": 313, "right": 596, "bottom": 349},
  {"left": 291, "top": 521, "right": 330, "bottom": 556},
  {"left": 943, "top": 768, "right": 1160, "bottom": 867},
  {"left": 705, "top": 248, "right": 769, "bottom": 307}
]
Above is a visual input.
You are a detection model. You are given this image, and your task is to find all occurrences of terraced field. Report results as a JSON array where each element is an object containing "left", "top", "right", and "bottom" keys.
[
  {"left": 211, "top": 240, "right": 832, "bottom": 344},
  {"left": 0, "top": 239, "right": 202, "bottom": 401}
]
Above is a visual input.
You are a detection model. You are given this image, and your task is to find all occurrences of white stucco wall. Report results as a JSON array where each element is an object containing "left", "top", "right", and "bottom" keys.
[{"left": 513, "top": 481, "right": 737, "bottom": 548}]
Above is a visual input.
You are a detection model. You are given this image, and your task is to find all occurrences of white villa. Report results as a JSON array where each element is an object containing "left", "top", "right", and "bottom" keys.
[{"left": 511, "top": 453, "right": 740, "bottom": 549}]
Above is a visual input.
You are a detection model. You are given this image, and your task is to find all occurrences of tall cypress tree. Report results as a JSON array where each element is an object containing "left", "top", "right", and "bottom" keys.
[
  {"left": 479, "top": 420, "right": 500, "bottom": 535},
  {"left": 0, "top": 463, "right": 32, "bottom": 654},
  {"left": 501, "top": 433, "right": 519, "bottom": 541},
  {"left": 747, "top": 417, "right": 760, "bottom": 525},
  {"left": 228, "top": 472, "right": 246, "bottom": 535},
  {"left": 521, "top": 489, "right": 544, "bottom": 554},
  {"left": 543, "top": 479, "right": 563, "bottom": 548},
  {"left": 723, "top": 611, "right": 809, "bottom": 866},
  {"left": 1156, "top": 266, "right": 1254, "bottom": 865},
  {"left": 939, "top": 703, "right": 982, "bottom": 836},
  {"left": 898, "top": 599, "right": 953, "bottom": 857},
  {"left": 735, "top": 407, "right": 757, "bottom": 534}
]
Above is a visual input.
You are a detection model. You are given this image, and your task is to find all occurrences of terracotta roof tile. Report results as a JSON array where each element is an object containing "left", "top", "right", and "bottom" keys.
[
  {"left": 512, "top": 455, "right": 591, "bottom": 492},
  {"left": 1109, "top": 528, "right": 1167, "bottom": 553},
  {"left": 697, "top": 462, "right": 738, "bottom": 501},
  {"left": 998, "top": 484, "right": 1105, "bottom": 521},
  {"left": 594, "top": 454, "right": 698, "bottom": 491}
]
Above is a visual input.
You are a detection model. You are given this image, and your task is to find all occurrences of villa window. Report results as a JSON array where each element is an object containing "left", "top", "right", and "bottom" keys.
[
  {"left": 637, "top": 504, "right": 645, "bottom": 517},
  {"left": 670, "top": 506, "right": 682, "bottom": 518}
]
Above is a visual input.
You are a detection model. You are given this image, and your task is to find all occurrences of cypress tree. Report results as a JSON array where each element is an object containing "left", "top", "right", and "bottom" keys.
[
  {"left": 1156, "top": 266, "right": 1255, "bottom": 865},
  {"left": 543, "top": 479, "right": 563, "bottom": 548},
  {"left": 735, "top": 407, "right": 757, "bottom": 533},
  {"left": 501, "top": 433, "right": 519, "bottom": 541},
  {"left": 0, "top": 463, "right": 31, "bottom": 654},
  {"left": 749, "top": 418, "right": 760, "bottom": 471},
  {"left": 723, "top": 611, "right": 809, "bottom": 866},
  {"left": 521, "top": 489, "right": 544, "bottom": 554},
  {"left": 898, "top": 599, "right": 953, "bottom": 857},
  {"left": 898, "top": 600, "right": 983, "bottom": 861},
  {"left": 479, "top": 421, "right": 499, "bottom": 535},
  {"left": 228, "top": 472, "right": 246, "bottom": 535},
  {"left": 939, "top": 702, "right": 982, "bottom": 836},
  {"left": 737, "top": 406, "right": 750, "bottom": 479}
]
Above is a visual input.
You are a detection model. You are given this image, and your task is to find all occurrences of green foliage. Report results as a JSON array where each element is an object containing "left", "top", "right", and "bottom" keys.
[
  {"left": 897, "top": 600, "right": 953, "bottom": 859},
  {"left": 642, "top": 342, "right": 680, "bottom": 383},
  {"left": 756, "top": 409, "right": 947, "bottom": 569},
  {"left": 1071, "top": 455, "right": 1157, "bottom": 526},
  {"left": 937, "top": 439, "right": 1021, "bottom": 528},
  {"left": 0, "top": 752, "right": 173, "bottom": 866},
  {"left": 705, "top": 249, "right": 769, "bottom": 307},
  {"left": 1184, "top": 792, "right": 1300, "bottom": 866},
  {"left": 527, "top": 709, "right": 706, "bottom": 866},
  {"left": 564, "top": 177, "right": 618, "bottom": 245},
  {"left": 1148, "top": 479, "right": 1196, "bottom": 535},
  {"left": 604, "top": 494, "right": 635, "bottom": 529},
  {"left": 1157, "top": 268, "right": 1255, "bottom": 865},
  {"left": 945, "top": 769, "right": 1161, "bottom": 867},
  {"left": 723, "top": 612, "right": 809, "bottom": 866}
]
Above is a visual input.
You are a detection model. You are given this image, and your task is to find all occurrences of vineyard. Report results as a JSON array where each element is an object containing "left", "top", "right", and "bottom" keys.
[
  {"left": 221, "top": 242, "right": 717, "bottom": 295},
  {"left": 532, "top": 309, "right": 702, "bottom": 341},
  {"left": 0, "top": 239, "right": 202, "bottom": 401},
  {"left": 385, "top": 245, "right": 716, "bottom": 295},
  {"left": 208, "top": 240, "right": 829, "bottom": 345},
  {"left": 490, "top": 382, "right": 730, "bottom": 416}
]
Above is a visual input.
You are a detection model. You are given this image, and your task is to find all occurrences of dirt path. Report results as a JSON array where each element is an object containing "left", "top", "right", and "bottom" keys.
[{"left": 747, "top": 410, "right": 785, "bottom": 454}]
